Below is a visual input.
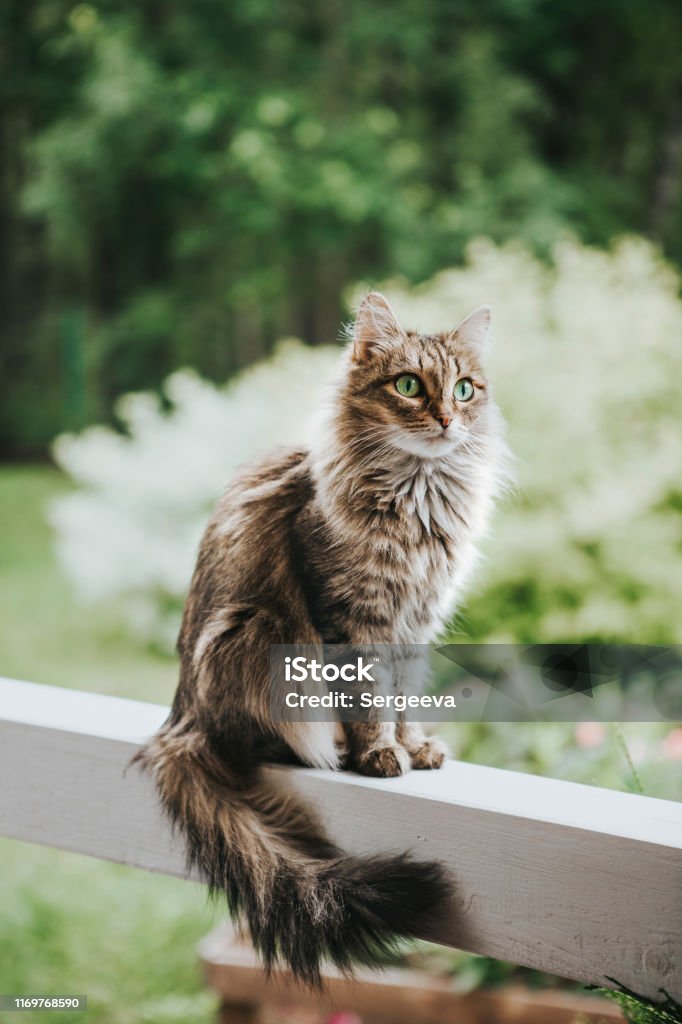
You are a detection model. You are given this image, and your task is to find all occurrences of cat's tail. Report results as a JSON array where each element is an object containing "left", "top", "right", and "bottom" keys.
[{"left": 133, "top": 720, "right": 452, "bottom": 987}]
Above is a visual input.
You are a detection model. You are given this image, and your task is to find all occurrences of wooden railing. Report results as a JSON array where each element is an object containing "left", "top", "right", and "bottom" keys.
[{"left": 0, "top": 676, "right": 680, "bottom": 1000}]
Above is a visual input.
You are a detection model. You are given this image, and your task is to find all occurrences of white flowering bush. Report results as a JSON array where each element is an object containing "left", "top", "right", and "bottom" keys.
[
  {"left": 52, "top": 237, "right": 682, "bottom": 648},
  {"left": 51, "top": 341, "right": 340, "bottom": 649}
]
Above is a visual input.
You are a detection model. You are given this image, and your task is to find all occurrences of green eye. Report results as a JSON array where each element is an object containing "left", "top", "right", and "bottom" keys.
[
  {"left": 454, "top": 377, "right": 474, "bottom": 401},
  {"left": 395, "top": 374, "right": 422, "bottom": 398}
]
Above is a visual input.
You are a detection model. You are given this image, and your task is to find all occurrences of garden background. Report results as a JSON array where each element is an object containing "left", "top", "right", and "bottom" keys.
[{"left": 1, "top": 2, "right": 681, "bottom": 1021}]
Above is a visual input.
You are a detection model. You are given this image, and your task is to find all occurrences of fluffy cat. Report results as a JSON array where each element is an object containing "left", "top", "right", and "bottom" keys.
[{"left": 134, "top": 292, "right": 509, "bottom": 984}]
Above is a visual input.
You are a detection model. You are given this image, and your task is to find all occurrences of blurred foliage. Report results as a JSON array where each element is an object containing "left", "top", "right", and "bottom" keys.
[
  {"left": 2, "top": 0, "right": 682, "bottom": 453},
  {"left": 50, "top": 340, "right": 341, "bottom": 648},
  {"left": 0, "top": 465, "right": 172, "bottom": 696},
  {"left": 408, "top": 941, "right": 576, "bottom": 995},
  {"left": 445, "top": 721, "right": 681, "bottom": 802},
  {"left": 0, "top": 839, "right": 220, "bottom": 1024}
]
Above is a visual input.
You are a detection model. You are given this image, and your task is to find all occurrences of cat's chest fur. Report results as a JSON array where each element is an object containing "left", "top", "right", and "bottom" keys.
[{"left": 301, "top": 456, "right": 486, "bottom": 643}]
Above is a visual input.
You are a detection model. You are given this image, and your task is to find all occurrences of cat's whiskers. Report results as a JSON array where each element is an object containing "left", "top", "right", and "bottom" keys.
[
  {"left": 346, "top": 446, "right": 402, "bottom": 495},
  {"left": 348, "top": 438, "right": 399, "bottom": 475}
]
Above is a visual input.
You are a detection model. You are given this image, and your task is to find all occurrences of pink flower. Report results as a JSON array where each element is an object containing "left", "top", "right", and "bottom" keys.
[
  {"left": 575, "top": 722, "right": 606, "bottom": 748},
  {"left": 663, "top": 728, "right": 682, "bottom": 761}
]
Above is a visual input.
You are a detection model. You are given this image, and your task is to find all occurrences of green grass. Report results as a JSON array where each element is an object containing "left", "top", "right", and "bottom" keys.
[
  {"left": 0, "top": 465, "right": 174, "bottom": 701},
  {"left": 0, "top": 466, "right": 220, "bottom": 1023},
  {"left": 0, "top": 844, "right": 220, "bottom": 1024}
]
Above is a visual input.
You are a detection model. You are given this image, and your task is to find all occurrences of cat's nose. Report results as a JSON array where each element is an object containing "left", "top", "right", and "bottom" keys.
[{"left": 435, "top": 413, "right": 452, "bottom": 429}]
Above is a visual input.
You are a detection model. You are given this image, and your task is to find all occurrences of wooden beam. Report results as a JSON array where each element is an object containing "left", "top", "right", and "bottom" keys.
[{"left": 0, "top": 676, "right": 680, "bottom": 999}]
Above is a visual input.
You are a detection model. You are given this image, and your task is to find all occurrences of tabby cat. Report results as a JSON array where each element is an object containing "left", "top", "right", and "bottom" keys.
[{"left": 135, "top": 292, "right": 508, "bottom": 984}]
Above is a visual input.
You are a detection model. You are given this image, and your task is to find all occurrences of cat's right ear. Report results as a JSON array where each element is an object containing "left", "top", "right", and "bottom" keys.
[
  {"left": 353, "top": 292, "right": 405, "bottom": 362},
  {"left": 451, "top": 305, "right": 492, "bottom": 350}
]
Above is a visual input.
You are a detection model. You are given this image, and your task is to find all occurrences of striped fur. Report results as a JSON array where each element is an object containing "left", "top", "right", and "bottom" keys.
[{"left": 135, "top": 293, "right": 510, "bottom": 984}]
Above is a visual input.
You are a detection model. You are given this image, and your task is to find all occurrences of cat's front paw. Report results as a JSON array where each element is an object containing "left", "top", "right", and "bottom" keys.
[
  {"left": 409, "top": 737, "right": 449, "bottom": 770},
  {"left": 355, "top": 744, "right": 411, "bottom": 778}
]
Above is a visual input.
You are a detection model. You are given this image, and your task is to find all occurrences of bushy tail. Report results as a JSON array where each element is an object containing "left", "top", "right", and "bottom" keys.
[{"left": 134, "top": 721, "right": 452, "bottom": 986}]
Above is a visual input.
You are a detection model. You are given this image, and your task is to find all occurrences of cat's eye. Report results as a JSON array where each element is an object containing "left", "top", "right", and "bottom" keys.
[
  {"left": 454, "top": 377, "right": 474, "bottom": 402},
  {"left": 395, "top": 374, "right": 423, "bottom": 398}
]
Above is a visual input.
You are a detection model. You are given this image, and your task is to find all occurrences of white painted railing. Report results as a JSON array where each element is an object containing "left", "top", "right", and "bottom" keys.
[{"left": 0, "top": 676, "right": 680, "bottom": 1000}]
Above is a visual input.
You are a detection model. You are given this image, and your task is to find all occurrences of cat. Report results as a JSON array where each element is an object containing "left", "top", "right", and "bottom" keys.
[{"left": 134, "top": 292, "right": 509, "bottom": 985}]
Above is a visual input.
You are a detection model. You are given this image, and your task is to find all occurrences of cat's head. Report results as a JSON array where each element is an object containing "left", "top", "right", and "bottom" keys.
[{"left": 341, "top": 292, "right": 495, "bottom": 458}]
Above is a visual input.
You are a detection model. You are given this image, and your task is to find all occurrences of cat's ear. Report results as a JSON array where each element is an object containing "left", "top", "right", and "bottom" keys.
[
  {"left": 451, "top": 305, "right": 492, "bottom": 349},
  {"left": 353, "top": 292, "right": 405, "bottom": 362}
]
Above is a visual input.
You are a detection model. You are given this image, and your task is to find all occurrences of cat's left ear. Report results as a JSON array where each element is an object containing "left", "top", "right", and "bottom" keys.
[
  {"left": 450, "top": 305, "right": 492, "bottom": 349},
  {"left": 353, "top": 292, "right": 405, "bottom": 362}
]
